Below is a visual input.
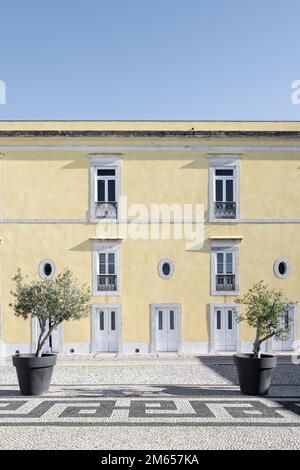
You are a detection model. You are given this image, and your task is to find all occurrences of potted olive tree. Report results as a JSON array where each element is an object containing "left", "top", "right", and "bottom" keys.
[
  {"left": 234, "top": 281, "right": 294, "bottom": 396},
  {"left": 10, "top": 268, "right": 91, "bottom": 396}
]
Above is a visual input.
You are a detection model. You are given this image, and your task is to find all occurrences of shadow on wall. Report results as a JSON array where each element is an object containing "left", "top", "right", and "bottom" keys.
[{"left": 69, "top": 240, "right": 93, "bottom": 252}]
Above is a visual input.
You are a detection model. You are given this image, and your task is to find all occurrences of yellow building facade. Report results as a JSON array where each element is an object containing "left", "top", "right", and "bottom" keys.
[{"left": 0, "top": 121, "right": 299, "bottom": 355}]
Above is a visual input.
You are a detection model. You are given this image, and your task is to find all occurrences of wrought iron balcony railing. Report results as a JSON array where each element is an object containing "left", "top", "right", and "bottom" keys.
[
  {"left": 216, "top": 274, "right": 236, "bottom": 291},
  {"left": 214, "top": 201, "right": 236, "bottom": 219},
  {"left": 97, "top": 274, "right": 118, "bottom": 292},
  {"left": 95, "top": 201, "right": 118, "bottom": 219}
]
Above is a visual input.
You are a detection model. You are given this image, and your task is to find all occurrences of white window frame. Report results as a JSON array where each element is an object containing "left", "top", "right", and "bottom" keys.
[
  {"left": 157, "top": 259, "right": 175, "bottom": 280},
  {"left": 38, "top": 259, "right": 56, "bottom": 279},
  {"left": 92, "top": 241, "right": 121, "bottom": 296},
  {"left": 210, "top": 239, "right": 240, "bottom": 296},
  {"left": 214, "top": 168, "right": 235, "bottom": 202},
  {"left": 89, "top": 154, "right": 122, "bottom": 221},
  {"left": 207, "top": 154, "right": 241, "bottom": 222},
  {"left": 273, "top": 258, "right": 291, "bottom": 279},
  {"left": 95, "top": 169, "right": 117, "bottom": 203}
]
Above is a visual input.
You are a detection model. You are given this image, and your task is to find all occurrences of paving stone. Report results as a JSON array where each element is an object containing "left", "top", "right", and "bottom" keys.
[{"left": 0, "top": 354, "right": 299, "bottom": 449}]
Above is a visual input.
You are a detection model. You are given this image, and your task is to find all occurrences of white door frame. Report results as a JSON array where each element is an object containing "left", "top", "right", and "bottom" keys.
[
  {"left": 91, "top": 304, "right": 122, "bottom": 353},
  {"left": 209, "top": 303, "right": 240, "bottom": 353},
  {"left": 31, "top": 317, "right": 64, "bottom": 354},
  {"left": 150, "top": 303, "right": 182, "bottom": 353},
  {"left": 267, "top": 303, "right": 298, "bottom": 353}
]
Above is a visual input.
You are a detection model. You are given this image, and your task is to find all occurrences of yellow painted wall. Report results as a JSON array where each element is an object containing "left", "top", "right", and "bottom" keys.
[
  {"left": 1, "top": 223, "right": 300, "bottom": 345},
  {"left": 0, "top": 124, "right": 300, "bottom": 349}
]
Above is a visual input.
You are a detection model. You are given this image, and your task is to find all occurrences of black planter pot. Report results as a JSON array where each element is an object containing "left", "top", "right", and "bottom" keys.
[
  {"left": 233, "top": 353, "right": 277, "bottom": 396},
  {"left": 12, "top": 354, "right": 57, "bottom": 396}
]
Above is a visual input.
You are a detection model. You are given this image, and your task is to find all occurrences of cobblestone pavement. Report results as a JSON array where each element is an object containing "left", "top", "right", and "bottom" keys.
[{"left": 0, "top": 354, "right": 300, "bottom": 450}]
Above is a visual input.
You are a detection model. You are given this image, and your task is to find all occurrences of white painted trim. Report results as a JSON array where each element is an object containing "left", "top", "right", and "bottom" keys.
[
  {"left": 38, "top": 259, "right": 56, "bottom": 279},
  {"left": 0, "top": 306, "right": 3, "bottom": 357},
  {"left": 157, "top": 259, "right": 175, "bottom": 280},
  {"left": 122, "top": 342, "right": 150, "bottom": 354},
  {"left": 209, "top": 303, "right": 240, "bottom": 353},
  {"left": 207, "top": 154, "right": 242, "bottom": 164},
  {"left": 63, "top": 343, "right": 91, "bottom": 354},
  {"left": 92, "top": 241, "right": 122, "bottom": 296},
  {"left": 3, "top": 343, "right": 32, "bottom": 356},
  {"left": 91, "top": 303, "right": 122, "bottom": 353},
  {"left": 210, "top": 241, "right": 240, "bottom": 296},
  {"left": 88, "top": 153, "right": 123, "bottom": 165},
  {"left": 31, "top": 317, "right": 64, "bottom": 354},
  {"left": 4, "top": 217, "right": 300, "bottom": 224},
  {"left": 0, "top": 305, "right": 2, "bottom": 342},
  {"left": 181, "top": 341, "right": 209, "bottom": 354},
  {"left": 210, "top": 239, "right": 242, "bottom": 248},
  {"left": 208, "top": 155, "right": 240, "bottom": 222},
  {"left": 3, "top": 145, "right": 300, "bottom": 151},
  {"left": 273, "top": 258, "right": 291, "bottom": 279},
  {"left": 150, "top": 303, "right": 182, "bottom": 353}
]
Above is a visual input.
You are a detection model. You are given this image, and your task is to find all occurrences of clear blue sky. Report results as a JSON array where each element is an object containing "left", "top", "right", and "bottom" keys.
[{"left": 0, "top": 0, "right": 300, "bottom": 120}]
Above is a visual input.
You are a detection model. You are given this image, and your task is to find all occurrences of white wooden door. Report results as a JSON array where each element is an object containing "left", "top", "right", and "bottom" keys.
[
  {"left": 36, "top": 319, "right": 61, "bottom": 353},
  {"left": 156, "top": 307, "right": 178, "bottom": 352},
  {"left": 215, "top": 307, "right": 237, "bottom": 351},
  {"left": 98, "top": 308, "right": 119, "bottom": 352},
  {"left": 272, "top": 308, "right": 295, "bottom": 351}
]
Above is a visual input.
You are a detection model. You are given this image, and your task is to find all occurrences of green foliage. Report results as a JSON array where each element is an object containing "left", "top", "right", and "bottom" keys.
[
  {"left": 9, "top": 268, "right": 91, "bottom": 356},
  {"left": 235, "top": 281, "right": 295, "bottom": 357}
]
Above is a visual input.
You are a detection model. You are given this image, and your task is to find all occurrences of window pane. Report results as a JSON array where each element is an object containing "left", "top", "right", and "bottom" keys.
[
  {"left": 169, "top": 310, "right": 174, "bottom": 330},
  {"left": 97, "top": 169, "right": 115, "bottom": 176},
  {"left": 99, "top": 311, "right": 104, "bottom": 330},
  {"left": 285, "top": 311, "right": 289, "bottom": 329},
  {"left": 215, "top": 180, "right": 223, "bottom": 201},
  {"left": 108, "top": 253, "right": 115, "bottom": 274},
  {"left": 158, "top": 311, "right": 163, "bottom": 330},
  {"left": 215, "top": 169, "right": 234, "bottom": 176},
  {"left": 108, "top": 264, "right": 115, "bottom": 274},
  {"left": 111, "top": 311, "right": 116, "bottom": 331},
  {"left": 162, "top": 262, "right": 170, "bottom": 276},
  {"left": 108, "top": 253, "right": 115, "bottom": 263},
  {"left": 108, "top": 180, "right": 116, "bottom": 202},
  {"left": 278, "top": 262, "right": 286, "bottom": 275},
  {"left": 226, "top": 180, "right": 234, "bottom": 202},
  {"left": 99, "top": 253, "right": 106, "bottom": 274},
  {"left": 228, "top": 310, "right": 233, "bottom": 330},
  {"left": 217, "top": 311, "right": 221, "bottom": 330},
  {"left": 226, "top": 253, "right": 233, "bottom": 274},
  {"left": 217, "top": 253, "right": 224, "bottom": 274},
  {"left": 97, "top": 180, "right": 105, "bottom": 202}
]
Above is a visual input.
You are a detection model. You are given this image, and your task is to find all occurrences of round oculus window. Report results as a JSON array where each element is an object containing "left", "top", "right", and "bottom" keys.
[
  {"left": 274, "top": 259, "right": 290, "bottom": 279},
  {"left": 158, "top": 259, "right": 175, "bottom": 280},
  {"left": 38, "top": 259, "right": 56, "bottom": 279}
]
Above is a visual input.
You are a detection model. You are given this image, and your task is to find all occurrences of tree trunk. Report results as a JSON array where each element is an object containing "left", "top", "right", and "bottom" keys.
[
  {"left": 36, "top": 319, "right": 46, "bottom": 357},
  {"left": 36, "top": 319, "right": 60, "bottom": 357},
  {"left": 253, "top": 321, "right": 261, "bottom": 358}
]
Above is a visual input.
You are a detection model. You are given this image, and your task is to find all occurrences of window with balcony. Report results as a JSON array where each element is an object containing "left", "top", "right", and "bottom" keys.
[
  {"left": 214, "top": 168, "right": 236, "bottom": 219},
  {"left": 89, "top": 154, "right": 122, "bottom": 220},
  {"left": 93, "top": 242, "right": 121, "bottom": 296},
  {"left": 210, "top": 238, "right": 241, "bottom": 296},
  {"left": 95, "top": 168, "right": 118, "bottom": 219},
  {"left": 216, "top": 252, "right": 235, "bottom": 291},
  {"left": 207, "top": 155, "right": 240, "bottom": 221}
]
